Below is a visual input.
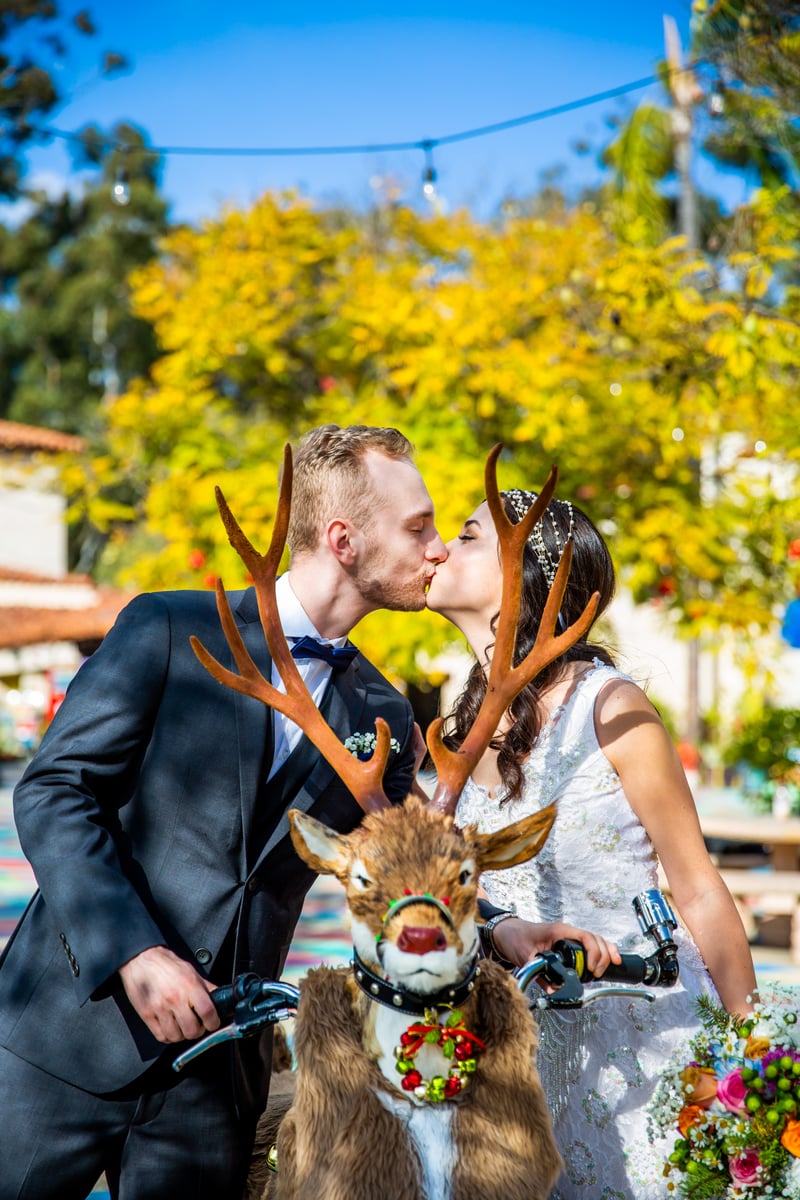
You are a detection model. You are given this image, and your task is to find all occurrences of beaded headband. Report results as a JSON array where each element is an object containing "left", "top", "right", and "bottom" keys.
[{"left": 503, "top": 489, "right": 575, "bottom": 588}]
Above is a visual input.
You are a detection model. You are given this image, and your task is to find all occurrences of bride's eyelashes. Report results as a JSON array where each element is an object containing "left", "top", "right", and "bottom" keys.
[{"left": 458, "top": 533, "right": 475, "bottom": 542}]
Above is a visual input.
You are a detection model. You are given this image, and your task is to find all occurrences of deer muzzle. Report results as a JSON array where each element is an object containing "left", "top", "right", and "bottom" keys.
[{"left": 396, "top": 926, "right": 449, "bottom": 955}]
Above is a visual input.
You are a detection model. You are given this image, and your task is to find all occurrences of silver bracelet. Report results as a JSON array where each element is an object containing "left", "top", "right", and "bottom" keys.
[{"left": 481, "top": 910, "right": 517, "bottom": 966}]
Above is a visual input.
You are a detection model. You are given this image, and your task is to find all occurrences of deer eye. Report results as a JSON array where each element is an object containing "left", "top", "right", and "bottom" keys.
[
  {"left": 351, "top": 861, "right": 374, "bottom": 891},
  {"left": 458, "top": 864, "right": 474, "bottom": 886}
]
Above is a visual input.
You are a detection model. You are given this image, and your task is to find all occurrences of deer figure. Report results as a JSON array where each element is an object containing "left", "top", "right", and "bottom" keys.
[{"left": 191, "top": 445, "right": 599, "bottom": 1200}]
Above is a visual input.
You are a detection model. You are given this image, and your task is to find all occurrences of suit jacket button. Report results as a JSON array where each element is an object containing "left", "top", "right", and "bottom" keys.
[
  {"left": 247, "top": 878, "right": 259, "bottom": 894},
  {"left": 195, "top": 947, "right": 212, "bottom": 966}
]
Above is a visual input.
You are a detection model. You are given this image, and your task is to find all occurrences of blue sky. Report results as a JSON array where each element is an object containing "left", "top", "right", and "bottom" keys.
[{"left": 12, "top": 1, "right": 747, "bottom": 225}]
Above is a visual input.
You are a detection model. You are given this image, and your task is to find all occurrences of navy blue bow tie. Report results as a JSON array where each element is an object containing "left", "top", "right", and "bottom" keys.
[{"left": 290, "top": 636, "right": 358, "bottom": 672}]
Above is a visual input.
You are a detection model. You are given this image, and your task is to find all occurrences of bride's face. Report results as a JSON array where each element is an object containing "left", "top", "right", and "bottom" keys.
[{"left": 425, "top": 501, "right": 503, "bottom": 623}]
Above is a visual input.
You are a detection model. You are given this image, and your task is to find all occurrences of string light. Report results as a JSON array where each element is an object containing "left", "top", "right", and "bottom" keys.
[
  {"left": 111, "top": 166, "right": 130, "bottom": 205},
  {"left": 421, "top": 142, "right": 437, "bottom": 203},
  {"left": 709, "top": 86, "right": 725, "bottom": 116}
]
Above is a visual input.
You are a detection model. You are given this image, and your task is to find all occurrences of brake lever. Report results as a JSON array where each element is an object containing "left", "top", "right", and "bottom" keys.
[
  {"left": 578, "top": 985, "right": 654, "bottom": 1006},
  {"left": 172, "top": 978, "right": 300, "bottom": 1073}
]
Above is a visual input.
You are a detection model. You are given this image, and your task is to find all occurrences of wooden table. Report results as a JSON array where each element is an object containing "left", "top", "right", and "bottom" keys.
[
  {"left": 696, "top": 808, "right": 800, "bottom": 961},
  {"left": 699, "top": 813, "right": 800, "bottom": 872}
]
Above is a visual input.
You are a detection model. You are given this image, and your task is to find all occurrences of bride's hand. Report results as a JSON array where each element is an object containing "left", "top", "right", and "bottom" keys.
[{"left": 491, "top": 917, "right": 621, "bottom": 978}]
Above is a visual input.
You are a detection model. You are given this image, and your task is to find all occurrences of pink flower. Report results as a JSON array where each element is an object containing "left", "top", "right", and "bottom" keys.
[
  {"left": 717, "top": 1067, "right": 749, "bottom": 1115},
  {"left": 728, "top": 1147, "right": 761, "bottom": 1186}
]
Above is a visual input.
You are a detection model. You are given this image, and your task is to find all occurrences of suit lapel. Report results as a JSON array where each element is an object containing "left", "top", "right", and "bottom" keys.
[
  {"left": 233, "top": 589, "right": 273, "bottom": 864},
  {"left": 252, "top": 662, "right": 370, "bottom": 868}
]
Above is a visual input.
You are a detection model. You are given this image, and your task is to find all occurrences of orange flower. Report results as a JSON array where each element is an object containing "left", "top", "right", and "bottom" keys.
[
  {"left": 744, "top": 1036, "right": 771, "bottom": 1060},
  {"left": 679, "top": 1066, "right": 718, "bottom": 1107},
  {"left": 678, "top": 1104, "right": 707, "bottom": 1137},
  {"left": 782, "top": 1119, "right": 800, "bottom": 1157}
]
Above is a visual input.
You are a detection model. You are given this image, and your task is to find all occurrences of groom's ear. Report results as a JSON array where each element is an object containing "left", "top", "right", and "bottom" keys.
[{"left": 326, "top": 517, "right": 358, "bottom": 564}]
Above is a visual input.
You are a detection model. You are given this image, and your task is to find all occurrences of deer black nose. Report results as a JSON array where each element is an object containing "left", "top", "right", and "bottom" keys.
[{"left": 396, "top": 926, "right": 448, "bottom": 955}]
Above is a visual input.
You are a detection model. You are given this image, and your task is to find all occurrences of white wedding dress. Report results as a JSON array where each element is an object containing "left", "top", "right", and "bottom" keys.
[{"left": 456, "top": 661, "right": 718, "bottom": 1199}]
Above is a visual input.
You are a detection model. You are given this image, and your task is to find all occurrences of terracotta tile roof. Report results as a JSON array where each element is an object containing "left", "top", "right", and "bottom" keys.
[
  {"left": 0, "top": 590, "right": 131, "bottom": 649},
  {"left": 0, "top": 566, "right": 93, "bottom": 586},
  {"left": 0, "top": 420, "right": 85, "bottom": 454}
]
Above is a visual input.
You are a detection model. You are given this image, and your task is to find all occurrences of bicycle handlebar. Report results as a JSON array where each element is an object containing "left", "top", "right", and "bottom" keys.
[
  {"left": 515, "top": 887, "right": 680, "bottom": 1009},
  {"left": 172, "top": 976, "right": 300, "bottom": 1072},
  {"left": 172, "top": 889, "right": 679, "bottom": 1070}
]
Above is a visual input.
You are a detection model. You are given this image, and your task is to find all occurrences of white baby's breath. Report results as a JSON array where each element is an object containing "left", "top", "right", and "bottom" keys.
[{"left": 344, "top": 731, "right": 400, "bottom": 758}]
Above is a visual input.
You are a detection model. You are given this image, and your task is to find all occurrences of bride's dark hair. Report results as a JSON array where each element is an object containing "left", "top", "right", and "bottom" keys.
[{"left": 442, "top": 492, "right": 616, "bottom": 804}]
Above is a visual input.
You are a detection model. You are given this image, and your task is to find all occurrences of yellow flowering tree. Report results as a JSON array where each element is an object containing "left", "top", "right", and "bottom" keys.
[{"left": 65, "top": 189, "right": 800, "bottom": 681}]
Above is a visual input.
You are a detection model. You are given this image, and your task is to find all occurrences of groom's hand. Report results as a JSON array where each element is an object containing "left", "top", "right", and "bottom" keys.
[{"left": 119, "top": 945, "right": 221, "bottom": 1043}]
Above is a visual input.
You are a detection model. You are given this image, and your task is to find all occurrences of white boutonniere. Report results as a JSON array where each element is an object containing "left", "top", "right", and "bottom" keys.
[{"left": 344, "top": 731, "right": 400, "bottom": 760}]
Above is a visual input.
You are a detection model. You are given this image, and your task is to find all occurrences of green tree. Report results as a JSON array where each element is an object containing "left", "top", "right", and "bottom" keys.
[
  {"left": 0, "top": 1, "right": 127, "bottom": 198},
  {"left": 693, "top": 0, "right": 800, "bottom": 193},
  {"left": 0, "top": 123, "right": 169, "bottom": 437}
]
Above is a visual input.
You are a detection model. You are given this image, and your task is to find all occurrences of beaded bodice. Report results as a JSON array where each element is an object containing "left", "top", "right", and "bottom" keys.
[{"left": 457, "top": 661, "right": 687, "bottom": 958}]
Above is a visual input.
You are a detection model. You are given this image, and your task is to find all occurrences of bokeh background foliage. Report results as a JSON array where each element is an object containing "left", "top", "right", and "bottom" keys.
[{"left": 59, "top": 189, "right": 800, "bottom": 679}]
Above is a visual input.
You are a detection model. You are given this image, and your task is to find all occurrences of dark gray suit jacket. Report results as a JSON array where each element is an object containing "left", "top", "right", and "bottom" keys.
[{"left": 0, "top": 586, "right": 414, "bottom": 1100}]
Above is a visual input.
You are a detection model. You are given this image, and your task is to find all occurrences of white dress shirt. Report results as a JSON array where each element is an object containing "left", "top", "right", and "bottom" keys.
[{"left": 267, "top": 572, "right": 351, "bottom": 780}]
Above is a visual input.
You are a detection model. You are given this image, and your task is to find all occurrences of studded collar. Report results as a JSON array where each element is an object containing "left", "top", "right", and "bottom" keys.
[{"left": 352, "top": 950, "right": 480, "bottom": 1016}]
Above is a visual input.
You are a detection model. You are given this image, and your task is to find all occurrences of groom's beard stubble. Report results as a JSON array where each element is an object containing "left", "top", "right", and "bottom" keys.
[{"left": 354, "top": 556, "right": 429, "bottom": 613}]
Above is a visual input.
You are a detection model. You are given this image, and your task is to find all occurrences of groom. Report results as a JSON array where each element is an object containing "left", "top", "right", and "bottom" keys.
[{"left": 0, "top": 424, "right": 447, "bottom": 1200}]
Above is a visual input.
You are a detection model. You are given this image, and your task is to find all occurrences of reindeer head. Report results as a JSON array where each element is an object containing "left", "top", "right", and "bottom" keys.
[
  {"left": 288, "top": 796, "right": 554, "bottom": 995},
  {"left": 191, "top": 443, "right": 598, "bottom": 1001}
]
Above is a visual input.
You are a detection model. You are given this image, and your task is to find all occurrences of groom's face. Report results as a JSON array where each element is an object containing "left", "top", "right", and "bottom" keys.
[{"left": 353, "top": 452, "right": 447, "bottom": 612}]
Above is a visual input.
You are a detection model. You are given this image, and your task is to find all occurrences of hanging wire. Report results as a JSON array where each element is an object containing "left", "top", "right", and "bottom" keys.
[{"left": 31, "top": 62, "right": 713, "bottom": 163}]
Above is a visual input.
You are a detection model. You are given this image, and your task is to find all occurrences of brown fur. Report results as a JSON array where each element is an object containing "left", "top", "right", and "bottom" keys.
[
  {"left": 243, "top": 795, "right": 562, "bottom": 1200},
  {"left": 247, "top": 1029, "right": 296, "bottom": 1200},
  {"left": 261, "top": 963, "right": 560, "bottom": 1200}
]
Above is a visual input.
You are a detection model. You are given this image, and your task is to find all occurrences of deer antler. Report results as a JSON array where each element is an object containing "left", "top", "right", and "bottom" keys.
[
  {"left": 427, "top": 444, "right": 600, "bottom": 815},
  {"left": 190, "top": 445, "right": 393, "bottom": 814}
]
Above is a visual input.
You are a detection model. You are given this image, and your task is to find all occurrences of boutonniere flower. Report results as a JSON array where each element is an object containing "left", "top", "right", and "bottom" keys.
[{"left": 344, "top": 731, "right": 400, "bottom": 760}]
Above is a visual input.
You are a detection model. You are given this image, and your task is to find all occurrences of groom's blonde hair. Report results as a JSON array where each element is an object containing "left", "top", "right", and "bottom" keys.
[{"left": 288, "top": 424, "right": 414, "bottom": 555}]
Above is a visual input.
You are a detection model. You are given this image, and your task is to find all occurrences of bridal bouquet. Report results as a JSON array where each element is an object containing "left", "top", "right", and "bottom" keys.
[{"left": 648, "top": 988, "right": 800, "bottom": 1198}]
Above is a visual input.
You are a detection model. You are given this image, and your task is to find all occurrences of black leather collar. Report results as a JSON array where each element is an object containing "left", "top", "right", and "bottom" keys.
[{"left": 352, "top": 951, "right": 480, "bottom": 1016}]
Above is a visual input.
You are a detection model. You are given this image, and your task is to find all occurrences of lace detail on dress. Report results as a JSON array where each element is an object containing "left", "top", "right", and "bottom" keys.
[{"left": 457, "top": 661, "right": 718, "bottom": 1199}]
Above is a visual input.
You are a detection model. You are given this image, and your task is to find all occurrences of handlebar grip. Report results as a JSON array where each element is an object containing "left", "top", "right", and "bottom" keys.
[
  {"left": 552, "top": 940, "right": 649, "bottom": 985},
  {"left": 595, "top": 952, "right": 648, "bottom": 984},
  {"left": 209, "top": 972, "right": 261, "bottom": 1020}
]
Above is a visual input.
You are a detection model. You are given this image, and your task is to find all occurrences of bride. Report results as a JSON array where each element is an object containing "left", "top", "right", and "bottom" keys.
[{"left": 425, "top": 483, "right": 757, "bottom": 1199}]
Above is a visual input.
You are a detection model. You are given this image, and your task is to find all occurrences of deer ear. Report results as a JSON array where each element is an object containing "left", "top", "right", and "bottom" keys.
[
  {"left": 474, "top": 803, "right": 556, "bottom": 871},
  {"left": 289, "top": 809, "right": 352, "bottom": 875}
]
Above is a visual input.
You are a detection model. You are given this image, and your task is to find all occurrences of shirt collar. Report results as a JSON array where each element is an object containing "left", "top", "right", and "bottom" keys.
[{"left": 276, "top": 573, "right": 349, "bottom": 647}]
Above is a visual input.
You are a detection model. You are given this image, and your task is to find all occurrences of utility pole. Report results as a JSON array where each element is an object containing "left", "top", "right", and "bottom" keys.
[
  {"left": 664, "top": 16, "right": 705, "bottom": 749},
  {"left": 664, "top": 16, "right": 703, "bottom": 251}
]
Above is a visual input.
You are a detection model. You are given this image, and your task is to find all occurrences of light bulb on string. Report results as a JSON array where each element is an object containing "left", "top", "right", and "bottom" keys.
[
  {"left": 709, "top": 87, "right": 725, "bottom": 117},
  {"left": 421, "top": 142, "right": 437, "bottom": 204},
  {"left": 111, "top": 167, "right": 130, "bottom": 206}
]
